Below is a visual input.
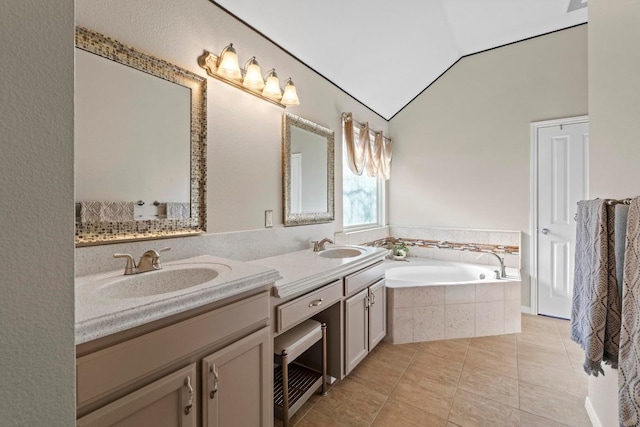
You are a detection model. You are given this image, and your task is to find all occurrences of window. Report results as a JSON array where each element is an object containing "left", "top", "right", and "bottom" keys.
[{"left": 342, "top": 128, "right": 384, "bottom": 229}]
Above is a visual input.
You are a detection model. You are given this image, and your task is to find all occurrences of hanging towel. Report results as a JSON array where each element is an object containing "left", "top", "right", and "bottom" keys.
[
  {"left": 618, "top": 198, "right": 640, "bottom": 427},
  {"left": 79, "top": 201, "right": 134, "bottom": 222},
  {"left": 165, "top": 202, "right": 190, "bottom": 220},
  {"left": 570, "top": 199, "right": 621, "bottom": 376},
  {"left": 615, "top": 204, "right": 630, "bottom": 303}
]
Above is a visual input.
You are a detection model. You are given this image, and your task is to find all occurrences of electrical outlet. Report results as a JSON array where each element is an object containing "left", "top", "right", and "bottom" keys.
[{"left": 265, "top": 210, "right": 273, "bottom": 228}]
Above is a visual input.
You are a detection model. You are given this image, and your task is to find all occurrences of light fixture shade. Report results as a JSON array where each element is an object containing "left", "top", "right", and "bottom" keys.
[
  {"left": 242, "top": 57, "right": 265, "bottom": 91},
  {"left": 217, "top": 43, "right": 242, "bottom": 80},
  {"left": 281, "top": 78, "right": 300, "bottom": 106},
  {"left": 262, "top": 69, "right": 282, "bottom": 100}
]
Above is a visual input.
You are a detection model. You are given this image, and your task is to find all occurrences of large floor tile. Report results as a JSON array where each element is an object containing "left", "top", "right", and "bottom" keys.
[
  {"left": 457, "top": 364, "right": 519, "bottom": 408},
  {"left": 448, "top": 389, "right": 521, "bottom": 427},
  {"left": 468, "top": 334, "right": 517, "bottom": 356},
  {"left": 519, "top": 410, "right": 569, "bottom": 427},
  {"left": 371, "top": 398, "right": 448, "bottom": 427},
  {"left": 517, "top": 358, "right": 583, "bottom": 397},
  {"left": 516, "top": 330, "right": 566, "bottom": 352},
  {"left": 419, "top": 338, "right": 470, "bottom": 364},
  {"left": 519, "top": 381, "right": 591, "bottom": 426},
  {"left": 464, "top": 345, "right": 518, "bottom": 378},
  {"left": 312, "top": 377, "right": 387, "bottom": 425},
  {"left": 407, "top": 352, "right": 464, "bottom": 387},
  {"left": 350, "top": 353, "right": 406, "bottom": 395},
  {"left": 368, "top": 341, "right": 419, "bottom": 368},
  {"left": 390, "top": 371, "right": 457, "bottom": 420},
  {"left": 516, "top": 340, "right": 574, "bottom": 371}
]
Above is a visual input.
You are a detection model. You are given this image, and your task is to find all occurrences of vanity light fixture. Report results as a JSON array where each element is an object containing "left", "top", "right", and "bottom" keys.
[{"left": 197, "top": 45, "right": 300, "bottom": 108}]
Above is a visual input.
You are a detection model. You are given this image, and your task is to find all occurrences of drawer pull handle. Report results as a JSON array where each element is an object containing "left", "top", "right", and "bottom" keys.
[
  {"left": 184, "top": 376, "right": 194, "bottom": 415},
  {"left": 209, "top": 364, "right": 219, "bottom": 399},
  {"left": 309, "top": 298, "right": 324, "bottom": 307},
  {"left": 370, "top": 293, "right": 376, "bottom": 305}
]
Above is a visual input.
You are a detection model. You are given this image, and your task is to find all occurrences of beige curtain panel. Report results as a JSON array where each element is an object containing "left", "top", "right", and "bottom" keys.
[{"left": 342, "top": 112, "right": 393, "bottom": 180}]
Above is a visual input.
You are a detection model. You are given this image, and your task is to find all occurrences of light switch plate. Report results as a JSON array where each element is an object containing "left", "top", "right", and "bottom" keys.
[{"left": 265, "top": 210, "right": 273, "bottom": 228}]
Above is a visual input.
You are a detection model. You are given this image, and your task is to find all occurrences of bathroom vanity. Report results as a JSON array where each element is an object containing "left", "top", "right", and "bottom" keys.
[
  {"left": 74, "top": 247, "right": 387, "bottom": 426},
  {"left": 254, "top": 245, "right": 388, "bottom": 382},
  {"left": 75, "top": 255, "right": 280, "bottom": 426}
]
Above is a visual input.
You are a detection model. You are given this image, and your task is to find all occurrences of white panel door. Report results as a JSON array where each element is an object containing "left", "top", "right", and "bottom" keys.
[{"left": 537, "top": 121, "right": 588, "bottom": 319}]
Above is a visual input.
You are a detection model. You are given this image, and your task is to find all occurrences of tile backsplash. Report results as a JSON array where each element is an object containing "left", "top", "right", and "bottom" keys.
[{"left": 335, "top": 226, "right": 521, "bottom": 269}]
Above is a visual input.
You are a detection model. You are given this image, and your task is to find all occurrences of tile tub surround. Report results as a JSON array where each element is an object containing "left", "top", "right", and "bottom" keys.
[{"left": 385, "top": 263, "right": 521, "bottom": 344}]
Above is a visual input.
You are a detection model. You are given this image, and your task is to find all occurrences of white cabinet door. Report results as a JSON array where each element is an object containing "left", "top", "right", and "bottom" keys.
[
  {"left": 368, "top": 279, "right": 386, "bottom": 350},
  {"left": 202, "top": 327, "right": 272, "bottom": 427},
  {"left": 537, "top": 121, "right": 589, "bottom": 318},
  {"left": 345, "top": 288, "right": 369, "bottom": 375},
  {"left": 77, "top": 364, "right": 197, "bottom": 427}
]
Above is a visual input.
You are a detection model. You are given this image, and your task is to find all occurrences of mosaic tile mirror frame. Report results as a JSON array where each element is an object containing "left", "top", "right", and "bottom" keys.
[{"left": 75, "top": 27, "right": 207, "bottom": 246}]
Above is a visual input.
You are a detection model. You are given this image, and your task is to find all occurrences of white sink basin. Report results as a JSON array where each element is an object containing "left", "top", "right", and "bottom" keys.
[
  {"left": 318, "top": 246, "right": 365, "bottom": 259},
  {"left": 97, "top": 263, "right": 230, "bottom": 299}
]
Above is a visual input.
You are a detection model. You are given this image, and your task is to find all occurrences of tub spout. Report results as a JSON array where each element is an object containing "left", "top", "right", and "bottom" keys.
[{"left": 477, "top": 252, "right": 506, "bottom": 279}]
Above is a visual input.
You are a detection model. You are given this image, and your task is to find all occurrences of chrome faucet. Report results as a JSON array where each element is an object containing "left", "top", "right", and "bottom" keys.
[
  {"left": 114, "top": 247, "right": 170, "bottom": 275},
  {"left": 477, "top": 252, "right": 506, "bottom": 279},
  {"left": 311, "top": 238, "right": 333, "bottom": 252}
]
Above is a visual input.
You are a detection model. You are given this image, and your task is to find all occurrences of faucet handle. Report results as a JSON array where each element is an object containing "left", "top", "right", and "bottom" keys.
[
  {"left": 158, "top": 247, "right": 171, "bottom": 253},
  {"left": 114, "top": 253, "right": 136, "bottom": 275},
  {"left": 311, "top": 241, "right": 320, "bottom": 252}
]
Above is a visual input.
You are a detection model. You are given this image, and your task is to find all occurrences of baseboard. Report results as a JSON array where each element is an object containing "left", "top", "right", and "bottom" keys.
[
  {"left": 521, "top": 305, "right": 533, "bottom": 314},
  {"left": 585, "top": 396, "right": 602, "bottom": 427}
]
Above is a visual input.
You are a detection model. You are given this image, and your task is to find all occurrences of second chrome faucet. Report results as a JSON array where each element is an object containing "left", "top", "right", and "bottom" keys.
[{"left": 311, "top": 238, "right": 333, "bottom": 252}]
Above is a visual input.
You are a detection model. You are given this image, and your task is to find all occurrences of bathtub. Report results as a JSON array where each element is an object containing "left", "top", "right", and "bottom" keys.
[{"left": 384, "top": 258, "right": 521, "bottom": 344}]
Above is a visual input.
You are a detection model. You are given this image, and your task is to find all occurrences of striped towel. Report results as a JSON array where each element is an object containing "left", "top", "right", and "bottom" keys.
[
  {"left": 619, "top": 198, "right": 640, "bottom": 426},
  {"left": 570, "top": 199, "right": 621, "bottom": 376}
]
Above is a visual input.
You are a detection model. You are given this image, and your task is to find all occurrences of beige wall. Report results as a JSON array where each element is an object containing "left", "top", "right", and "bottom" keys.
[
  {"left": 0, "top": 0, "right": 75, "bottom": 424},
  {"left": 388, "top": 25, "right": 588, "bottom": 307},
  {"left": 76, "top": 0, "right": 388, "bottom": 236},
  {"left": 587, "top": 0, "right": 640, "bottom": 424}
]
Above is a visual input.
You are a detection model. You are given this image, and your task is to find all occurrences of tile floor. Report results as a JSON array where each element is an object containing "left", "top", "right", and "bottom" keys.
[{"left": 279, "top": 314, "right": 591, "bottom": 427}]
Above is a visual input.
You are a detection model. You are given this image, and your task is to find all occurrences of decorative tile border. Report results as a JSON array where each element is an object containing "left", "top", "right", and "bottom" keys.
[
  {"left": 74, "top": 27, "right": 207, "bottom": 246},
  {"left": 363, "top": 237, "right": 519, "bottom": 256}
]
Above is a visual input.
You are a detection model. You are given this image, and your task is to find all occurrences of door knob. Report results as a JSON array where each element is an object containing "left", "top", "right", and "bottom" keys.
[{"left": 541, "top": 228, "right": 550, "bottom": 235}]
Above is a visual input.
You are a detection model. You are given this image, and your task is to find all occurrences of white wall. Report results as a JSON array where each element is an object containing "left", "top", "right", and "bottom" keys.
[
  {"left": 76, "top": 0, "right": 388, "bottom": 235},
  {"left": 388, "top": 25, "right": 588, "bottom": 308},
  {"left": 586, "top": 0, "right": 640, "bottom": 424},
  {"left": 75, "top": 0, "right": 389, "bottom": 274},
  {"left": 0, "top": 0, "right": 75, "bottom": 424}
]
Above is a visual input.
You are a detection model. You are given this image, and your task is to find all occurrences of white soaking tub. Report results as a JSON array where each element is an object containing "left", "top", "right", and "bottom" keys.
[{"left": 384, "top": 258, "right": 521, "bottom": 344}]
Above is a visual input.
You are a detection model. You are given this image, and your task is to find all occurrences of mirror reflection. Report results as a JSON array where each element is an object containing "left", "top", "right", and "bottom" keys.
[
  {"left": 74, "top": 27, "right": 206, "bottom": 246},
  {"left": 75, "top": 49, "right": 191, "bottom": 220},
  {"left": 283, "top": 113, "right": 335, "bottom": 226}
]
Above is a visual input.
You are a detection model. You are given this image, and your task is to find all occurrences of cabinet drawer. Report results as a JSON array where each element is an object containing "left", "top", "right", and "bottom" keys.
[
  {"left": 344, "top": 261, "right": 385, "bottom": 296},
  {"left": 277, "top": 280, "right": 342, "bottom": 332},
  {"left": 77, "top": 291, "right": 269, "bottom": 409}
]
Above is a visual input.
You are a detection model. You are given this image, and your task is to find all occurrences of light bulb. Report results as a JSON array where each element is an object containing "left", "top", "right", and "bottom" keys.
[
  {"left": 281, "top": 78, "right": 300, "bottom": 106},
  {"left": 217, "top": 43, "right": 242, "bottom": 81},
  {"left": 242, "top": 57, "right": 265, "bottom": 91},
  {"left": 262, "top": 69, "right": 282, "bottom": 100}
]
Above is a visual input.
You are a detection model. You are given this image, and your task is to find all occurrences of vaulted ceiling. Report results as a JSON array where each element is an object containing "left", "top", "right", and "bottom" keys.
[{"left": 213, "top": 1, "right": 587, "bottom": 120}]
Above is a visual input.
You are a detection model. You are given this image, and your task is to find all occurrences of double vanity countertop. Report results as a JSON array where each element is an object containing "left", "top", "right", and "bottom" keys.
[
  {"left": 252, "top": 245, "right": 388, "bottom": 299},
  {"left": 75, "top": 246, "right": 388, "bottom": 345}
]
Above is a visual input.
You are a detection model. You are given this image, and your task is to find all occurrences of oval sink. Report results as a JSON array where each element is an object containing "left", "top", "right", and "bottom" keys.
[
  {"left": 318, "top": 247, "right": 365, "bottom": 259},
  {"left": 97, "top": 266, "right": 225, "bottom": 299}
]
